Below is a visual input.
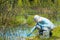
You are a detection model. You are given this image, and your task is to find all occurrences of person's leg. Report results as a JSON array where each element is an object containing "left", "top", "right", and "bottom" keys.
[
  {"left": 43, "top": 27, "right": 50, "bottom": 38},
  {"left": 50, "top": 31, "right": 52, "bottom": 37},
  {"left": 39, "top": 30, "right": 43, "bottom": 35}
]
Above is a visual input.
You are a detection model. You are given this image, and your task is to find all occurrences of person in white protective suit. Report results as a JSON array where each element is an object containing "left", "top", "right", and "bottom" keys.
[{"left": 27, "top": 15, "right": 55, "bottom": 37}]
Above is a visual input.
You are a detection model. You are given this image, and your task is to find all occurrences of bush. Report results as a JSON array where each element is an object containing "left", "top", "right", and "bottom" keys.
[
  {"left": 15, "top": 16, "right": 26, "bottom": 25},
  {"left": 27, "top": 15, "right": 35, "bottom": 26}
]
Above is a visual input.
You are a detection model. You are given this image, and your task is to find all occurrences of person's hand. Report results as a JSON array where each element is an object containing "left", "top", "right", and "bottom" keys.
[{"left": 27, "top": 33, "right": 31, "bottom": 37}]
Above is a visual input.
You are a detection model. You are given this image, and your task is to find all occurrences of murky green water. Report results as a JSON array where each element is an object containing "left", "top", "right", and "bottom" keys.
[{"left": 0, "top": 25, "right": 36, "bottom": 40}]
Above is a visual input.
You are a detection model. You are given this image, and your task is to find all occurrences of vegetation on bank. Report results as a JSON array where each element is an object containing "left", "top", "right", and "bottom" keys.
[{"left": 0, "top": 0, "right": 60, "bottom": 27}]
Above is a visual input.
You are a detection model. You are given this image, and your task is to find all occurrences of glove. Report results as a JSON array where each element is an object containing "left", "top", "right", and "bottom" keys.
[{"left": 27, "top": 33, "right": 31, "bottom": 36}]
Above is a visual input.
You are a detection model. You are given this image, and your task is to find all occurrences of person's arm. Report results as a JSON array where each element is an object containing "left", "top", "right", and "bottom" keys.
[{"left": 27, "top": 26, "right": 36, "bottom": 36}]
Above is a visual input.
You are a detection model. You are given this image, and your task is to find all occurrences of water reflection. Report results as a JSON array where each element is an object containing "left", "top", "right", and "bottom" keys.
[{"left": 0, "top": 25, "right": 36, "bottom": 40}]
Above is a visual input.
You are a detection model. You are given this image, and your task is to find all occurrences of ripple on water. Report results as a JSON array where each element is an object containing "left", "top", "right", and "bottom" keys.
[{"left": 0, "top": 27, "right": 36, "bottom": 40}]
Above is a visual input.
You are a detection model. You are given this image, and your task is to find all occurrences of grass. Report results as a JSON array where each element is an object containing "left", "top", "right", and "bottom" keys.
[{"left": 26, "top": 36, "right": 60, "bottom": 40}]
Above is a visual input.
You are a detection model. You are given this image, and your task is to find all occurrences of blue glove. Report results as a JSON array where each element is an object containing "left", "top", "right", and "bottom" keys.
[{"left": 27, "top": 33, "right": 31, "bottom": 36}]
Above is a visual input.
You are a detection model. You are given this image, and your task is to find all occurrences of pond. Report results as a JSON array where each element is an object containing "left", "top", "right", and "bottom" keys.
[{"left": 0, "top": 25, "right": 37, "bottom": 40}]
